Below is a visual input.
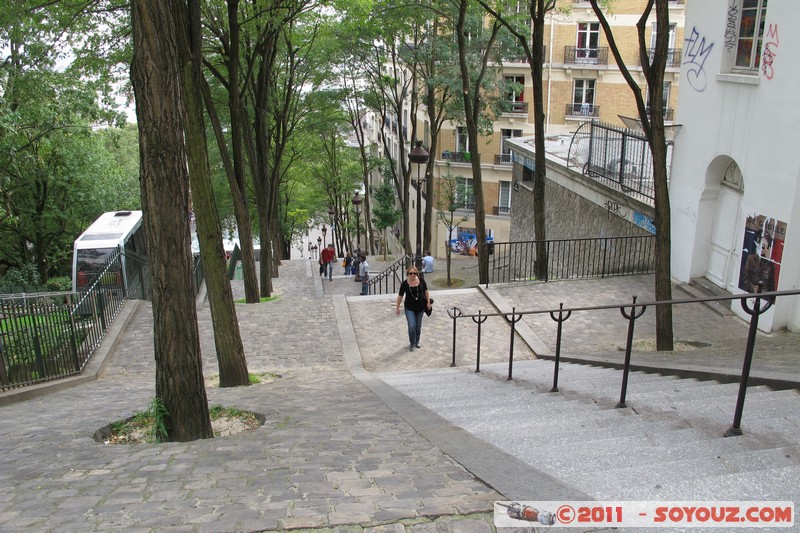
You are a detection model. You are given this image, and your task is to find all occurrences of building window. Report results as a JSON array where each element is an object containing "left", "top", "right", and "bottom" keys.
[
  {"left": 498, "top": 181, "right": 511, "bottom": 214},
  {"left": 501, "top": 129, "right": 523, "bottom": 155},
  {"left": 645, "top": 82, "right": 672, "bottom": 119},
  {"left": 576, "top": 22, "right": 600, "bottom": 60},
  {"left": 456, "top": 127, "right": 470, "bottom": 154},
  {"left": 504, "top": 76, "right": 525, "bottom": 102},
  {"left": 456, "top": 177, "right": 475, "bottom": 210},
  {"left": 735, "top": 0, "right": 768, "bottom": 71},
  {"left": 571, "top": 79, "right": 596, "bottom": 115}
]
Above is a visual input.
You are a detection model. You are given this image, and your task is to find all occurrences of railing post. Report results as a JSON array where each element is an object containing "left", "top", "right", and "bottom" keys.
[
  {"left": 449, "top": 307, "right": 463, "bottom": 367},
  {"left": 725, "top": 286, "right": 773, "bottom": 437},
  {"left": 617, "top": 296, "right": 646, "bottom": 408},
  {"left": 506, "top": 307, "right": 523, "bottom": 380},
  {"left": 549, "top": 304, "right": 572, "bottom": 392},
  {"left": 472, "top": 311, "right": 489, "bottom": 373}
]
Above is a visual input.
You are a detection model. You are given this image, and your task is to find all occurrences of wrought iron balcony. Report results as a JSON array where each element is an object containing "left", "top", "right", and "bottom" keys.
[
  {"left": 642, "top": 48, "right": 683, "bottom": 68},
  {"left": 492, "top": 205, "right": 511, "bottom": 215},
  {"left": 566, "top": 103, "right": 600, "bottom": 118},
  {"left": 646, "top": 107, "right": 675, "bottom": 121},
  {"left": 564, "top": 46, "right": 609, "bottom": 65},
  {"left": 502, "top": 100, "right": 528, "bottom": 114},
  {"left": 494, "top": 153, "right": 512, "bottom": 166},
  {"left": 441, "top": 150, "right": 472, "bottom": 163}
]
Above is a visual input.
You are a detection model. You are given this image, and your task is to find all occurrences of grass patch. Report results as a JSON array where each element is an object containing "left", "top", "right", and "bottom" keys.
[
  {"left": 430, "top": 277, "right": 465, "bottom": 289},
  {"left": 102, "top": 402, "right": 263, "bottom": 445},
  {"left": 235, "top": 295, "right": 278, "bottom": 304},
  {"left": 205, "top": 370, "right": 279, "bottom": 388}
]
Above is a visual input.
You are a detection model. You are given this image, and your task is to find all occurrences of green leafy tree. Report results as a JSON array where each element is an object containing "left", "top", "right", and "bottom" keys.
[
  {"left": 589, "top": 0, "right": 674, "bottom": 350},
  {"left": 371, "top": 174, "right": 401, "bottom": 261},
  {"left": 435, "top": 168, "right": 470, "bottom": 286}
]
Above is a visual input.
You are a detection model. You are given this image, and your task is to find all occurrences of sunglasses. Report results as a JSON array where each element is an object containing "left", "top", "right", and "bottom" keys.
[{"left": 408, "top": 272, "right": 418, "bottom": 276}]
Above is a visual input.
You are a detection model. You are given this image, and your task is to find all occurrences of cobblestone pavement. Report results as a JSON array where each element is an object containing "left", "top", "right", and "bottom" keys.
[{"left": 0, "top": 256, "right": 796, "bottom": 533}]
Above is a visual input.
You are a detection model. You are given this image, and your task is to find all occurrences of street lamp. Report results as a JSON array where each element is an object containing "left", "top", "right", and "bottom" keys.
[
  {"left": 317, "top": 236, "right": 322, "bottom": 257},
  {"left": 408, "top": 140, "right": 430, "bottom": 269},
  {"left": 328, "top": 207, "right": 336, "bottom": 257},
  {"left": 352, "top": 191, "right": 363, "bottom": 251},
  {"left": 321, "top": 225, "right": 327, "bottom": 248}
]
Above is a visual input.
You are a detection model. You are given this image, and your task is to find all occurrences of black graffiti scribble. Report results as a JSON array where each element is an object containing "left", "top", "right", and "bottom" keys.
[
  {"left": 684, "top": 26, "right": 715, "bottom": 92},
  {"left": 724, "top": 1, "right": 739, "bottom": 53},
  {"left": 604, "top": 200, "right": 627, "bottom": 219}
]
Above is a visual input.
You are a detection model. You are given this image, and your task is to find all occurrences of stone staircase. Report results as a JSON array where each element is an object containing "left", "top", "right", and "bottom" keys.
[{"left": 376, "top": 360, "right": 800, "bottom": 502}]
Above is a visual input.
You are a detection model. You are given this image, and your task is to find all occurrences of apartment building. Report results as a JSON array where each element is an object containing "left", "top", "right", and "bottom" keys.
[{"left": 403, "top": 0, "right": 687, "bottom": 258}]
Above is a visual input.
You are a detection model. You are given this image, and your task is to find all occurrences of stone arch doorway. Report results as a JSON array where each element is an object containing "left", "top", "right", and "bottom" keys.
[{"left": 704, "top": 158, "right": 744, "bottom": 290}]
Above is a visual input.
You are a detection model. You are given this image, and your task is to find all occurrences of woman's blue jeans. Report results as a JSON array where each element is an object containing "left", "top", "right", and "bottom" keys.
[{"left": 404, "top": 308, "right": 424, "bottom": 346}]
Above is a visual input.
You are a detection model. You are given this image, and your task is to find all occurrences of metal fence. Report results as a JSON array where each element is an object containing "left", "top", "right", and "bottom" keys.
[
  {"left": 583, "top": 121, "right": 673, "bottom": 203},
  {"left": 1, "top": 248, "right": 152, "bottom": 391},
  {"left": 487, "top": 235, "right": 655, "bottom": 285}
]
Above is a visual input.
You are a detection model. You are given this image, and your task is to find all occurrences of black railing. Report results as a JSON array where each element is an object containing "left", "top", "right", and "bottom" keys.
[
  {"left": 502, "top": 101, "right": 528, "bottom": 114},
  {"left": 1, "top": 249, "right": 131, "bottom": 391},
  {"left": 486, "top": 235, "right": 655, "bottom": 286},
  {"left": 366, "top": 255, "right": 415, "bottom": 295},
  {"left": 446, "top": 287, "right": 800, "bottom": 437},
  {"left": 494, "top": 153, "right": 512, "bottom": 165},
  {"left": 584, "top": 120, "right": 668, "bottom": 204},
  {"left": 564, "top": 46, "right": 609, "bottom": 65},
  {"left": 441, "top": 150, "right": 472, "bottom": 163},
  {"left": 643, "top": 48, "right": 683, "bottom": 68},
  {"left": 566, "top": 103, "right": 600, "bottom": 118}
]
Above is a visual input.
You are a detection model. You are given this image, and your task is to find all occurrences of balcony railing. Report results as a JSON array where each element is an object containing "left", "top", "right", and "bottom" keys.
[
  {"left": 566, "top": 103, "right": 600, "bottom": 118},
  {"left": 441, "top": 150, "right": 472, "bottom": 163},
  {"left": 642, "top": 48, "right": 683, "bottom": 68},
  {"left": 564, "top": 46, "right": 609, "bottom": 65},
  {"left": 492, "top": 205, "right": 511, "bottom": 215},
  {"left": 645, "top": 107, "right": 675, "bottom": 121},
  {"left": 494, "top": 153, "right": 512, "bottom": 166},
  {"left": 502, "top": 101, "right": 528, "bottom": 114}
]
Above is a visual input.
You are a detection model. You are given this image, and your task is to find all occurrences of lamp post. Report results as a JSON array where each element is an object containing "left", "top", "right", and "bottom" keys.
[
  {"left": 328, "top": 207, "right": 336, "bottom": 257},
  {"left": 317, "top": 236, "right": 322, "bottom": 258},
  {"left": 352, "top": 192, "right": 363, "bottom": 251},
  {"left": 408, "top": 140, "right": 430, "bottom": 269},
  {"left": 352, "top": 192, "right": 363, "bottom": 282},
  {"left": 321, "top": 225, "right": 327, "bottom": 248}
]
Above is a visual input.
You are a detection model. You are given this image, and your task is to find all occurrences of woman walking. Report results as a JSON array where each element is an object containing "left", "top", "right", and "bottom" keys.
[{"left": 395, "top": 266, "right": 431, "bottom": 352}]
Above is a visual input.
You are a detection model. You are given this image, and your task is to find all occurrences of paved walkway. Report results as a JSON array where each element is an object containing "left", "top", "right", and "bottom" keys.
[{"left": 0, "top": 257, "right": 798, "bottom": 532}]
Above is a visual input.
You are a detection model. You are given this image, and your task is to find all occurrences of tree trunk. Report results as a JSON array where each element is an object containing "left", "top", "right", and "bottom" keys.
[
  {"left": 177, "top": 0, "right": 250, "bottom": 387},
  {"left": 131, "top": 0, "right": 212, "bottom": 441}
]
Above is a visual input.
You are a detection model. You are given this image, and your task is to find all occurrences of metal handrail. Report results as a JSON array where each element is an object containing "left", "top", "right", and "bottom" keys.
[
  {"left": 446, "top": 287, "right": 800, "bottom": 437},
  {"left": 366, "top": 255, "right": 415, "bottom": 295}
]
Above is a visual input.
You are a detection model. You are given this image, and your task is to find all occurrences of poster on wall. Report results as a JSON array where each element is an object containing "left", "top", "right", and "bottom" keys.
[
  {"left": 738, "top": 214, "right": 787, "bottom": 294},
  {"left": 449, "top": 227, "right": 494, "bottom": 256}
]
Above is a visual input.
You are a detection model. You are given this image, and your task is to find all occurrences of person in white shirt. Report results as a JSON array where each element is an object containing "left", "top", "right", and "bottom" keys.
[{"left": 422, "top": 250, "right": 434, "bottom": 274}]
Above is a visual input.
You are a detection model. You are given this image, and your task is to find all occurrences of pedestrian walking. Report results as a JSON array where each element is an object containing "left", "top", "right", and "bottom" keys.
[
  {"left": 344, "top": 252, "right": 353, "bottom": 275},
  {"left": 395, "top": 266, "right": 431, "bottom": 352},
  {"left": 320, "top": 244, "right": 335, "bottom": 280},
  {"left": 359, "top": 254, "right": 370, "bottom": 295}
]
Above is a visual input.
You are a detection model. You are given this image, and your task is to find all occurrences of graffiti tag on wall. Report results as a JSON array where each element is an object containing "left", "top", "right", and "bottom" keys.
[
  {"left": 684, "top": 27, "right": 715, "bottom": 92},
  {"left": 762, "top": 24, "right": 779, "bottom": 80},
  {"left": 724, "top": 0, "right": 739, "bottom": 53},
  {"left": 604, "top": 200, "right": 628, "bottom": 219}
]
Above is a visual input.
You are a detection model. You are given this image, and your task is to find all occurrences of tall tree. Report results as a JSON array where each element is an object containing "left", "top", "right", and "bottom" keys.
[
  {"left": 454, "top": 0, "right": 504, "bottom": 285},
  {"left": 177, "top": 0, "right": 250, "bottom": 387},
  {"left": 131, "top": 0, "right": 213, "bottom": 441},
  {"left": 478, "top": 0, "right": 556, "bottom": 281},
  {"left": 589, "top": 0, "right": 674, "bottom": 350}
]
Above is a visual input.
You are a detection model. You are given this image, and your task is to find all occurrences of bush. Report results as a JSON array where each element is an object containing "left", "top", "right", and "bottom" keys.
[
  {"left": 2, "top": 264, "right": 41, "bottom": 288},
  {"left": 47, "top": 276, "right": 72, "bottom": 292}
]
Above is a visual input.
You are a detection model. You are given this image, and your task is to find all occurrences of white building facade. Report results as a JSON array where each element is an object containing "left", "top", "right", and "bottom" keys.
[{"left": 670, "top": 0, "right": 799, "bottom": 331}]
